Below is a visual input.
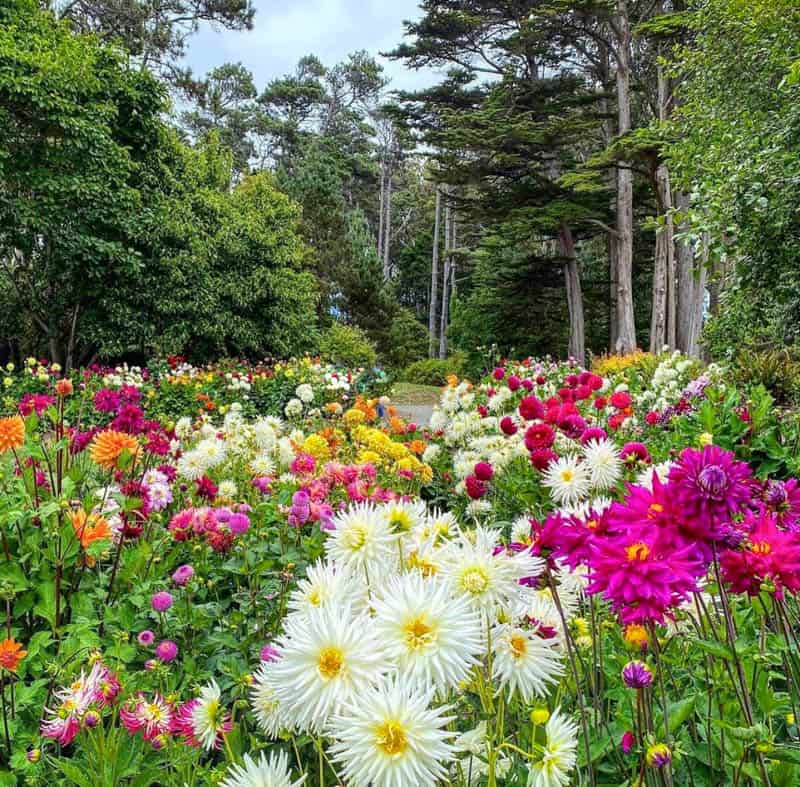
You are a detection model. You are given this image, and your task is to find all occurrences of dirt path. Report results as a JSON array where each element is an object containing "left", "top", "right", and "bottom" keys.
[{"left": 390, "top": 383, "right": 441, "bottom": 427}]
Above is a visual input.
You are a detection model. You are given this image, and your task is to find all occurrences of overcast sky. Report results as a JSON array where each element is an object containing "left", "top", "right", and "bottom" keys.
[{"left": 182, "top": 0, "right": 439, "bottom": 93}]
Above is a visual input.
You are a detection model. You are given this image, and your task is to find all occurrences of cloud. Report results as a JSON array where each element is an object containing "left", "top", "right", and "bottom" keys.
[{"left": 182, "top": 0, "right": 440, "bottom": 92}]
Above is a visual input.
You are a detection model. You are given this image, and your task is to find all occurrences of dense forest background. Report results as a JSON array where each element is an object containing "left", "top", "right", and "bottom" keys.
[{"left": 1, "top": 0, "right": 799, "bottom": 376}]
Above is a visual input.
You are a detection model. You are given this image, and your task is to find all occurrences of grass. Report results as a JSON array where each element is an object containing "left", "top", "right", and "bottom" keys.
[{"left": 390, "top": 381, "right": 443, "bottom": 406}]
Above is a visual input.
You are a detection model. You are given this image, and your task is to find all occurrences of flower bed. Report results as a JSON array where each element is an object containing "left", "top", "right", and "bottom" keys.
[{"left": 2, "top": 353, "right": 800, "bottom": 786}]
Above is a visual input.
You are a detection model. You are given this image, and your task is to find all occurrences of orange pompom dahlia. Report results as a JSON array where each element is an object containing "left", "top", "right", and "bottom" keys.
[
  {"left": 90, "top": 430, "right": 140, "bottom": 470},
  {"left": 0, "top": 638, "right": 27, "bottom": 672},
  {"left": 0, "top": 415, "right": 25, "bottom": 454}
]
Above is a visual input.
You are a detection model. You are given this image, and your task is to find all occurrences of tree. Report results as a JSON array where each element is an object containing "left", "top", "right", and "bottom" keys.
[
  {"left": 667, "top": 0, "right": 800, "bottom": 357},
  {"left": 181, "top": 62, "right": 260, "bottom": 176},
  {"left": 0, "top": 0, "right": 168, "bottom": 367},
  {"left": 49, "top": 0, "right": 254, "bottom": 87}
]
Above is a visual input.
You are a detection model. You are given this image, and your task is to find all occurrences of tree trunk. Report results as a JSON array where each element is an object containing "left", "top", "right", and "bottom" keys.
[
  {"left": 650, "top": 163, "right": 675, "bottom": 352},
  {"left": 439, "top": 195, "right": 452, "bottom": 360},
  {"left": 428, "top": 188, "right": 441, "bottom": 358},
  {"left": 559, "top": 224, "right": 586, "bottom": 364},
  {"left": 674, "top": 190, "right": 695, "bottom": 353},
  {"left": 614, "top": 0, "right": 637, "bottom": 354},
  {"left": 382, "top": 170, "right": 393, "bottom": 279},
  {"left": 377, "top": 160, "right": 385, "bottom": 258}
]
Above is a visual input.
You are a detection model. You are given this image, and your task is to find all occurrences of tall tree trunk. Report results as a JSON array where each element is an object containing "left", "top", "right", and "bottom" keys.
[
  {"left": 559, "top": 224, "right": 586, "bottom": 364},
  {"left": 653, "top": 10, "right": 677, "bottom": 352},
  {"left": 598, "top": 36, "right": 619, "bottom": 353},
  {"left": 377, "top": 160, "right": 385, "bottom": 258},
  {"left": 450, "top": 209, "right": 458, "bottom": 300},
  {"left": 439, "top": 195, "right": 452, "bottom": 360},
  {"left": 674, "top": 190, "right": 695, "bottom": 353},
  {"left": 651, "top": 163, "right": 676, "bottom": 352},
  {"left": 614, "top": 0, "right": 637, "bottom": 353},
  {"left": 382, "top": 170, "right": 393, "bottom": 279},
  {"left": 428, "top": 188, "right": 441, "bottom": 358}
]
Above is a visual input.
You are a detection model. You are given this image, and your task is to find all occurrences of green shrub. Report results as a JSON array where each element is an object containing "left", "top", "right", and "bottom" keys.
[
  {"left": 732, "top": 348, "right": 800, "bottom": 407},
  {"left": 383, "top": 309, "right": 429, "bottom": 371},
  {"left": 402, "top": 356, "right": 464, "bottom": 386},
  {"left": 318, "top": 322, "right": 377, "bottom": 368}
]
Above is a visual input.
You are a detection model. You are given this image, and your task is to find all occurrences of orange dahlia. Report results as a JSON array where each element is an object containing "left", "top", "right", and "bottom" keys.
[
  {"left": 69, "top": 509, "right": 112, "bottom": 549},
  {"left": 0, "top": 415, "right": 25, "bottom": 454},
  {"left": 89, "top": 430, "right": 140, "bottom": 471},
  {"left": 0, "top": 637, "right": 27, "bottom": 672}
]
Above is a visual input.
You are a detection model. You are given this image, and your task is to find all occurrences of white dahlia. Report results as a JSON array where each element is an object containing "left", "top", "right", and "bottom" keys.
[
  {"left": 325, "top": 502, "right": 398, "bottom": 579},
  {"left": 250, "top": 662, "right": 288, "bottom": 738},
  {"left": 372, "top": 573, "right": 483, "bottom": 691},
  {"left": 491, "top": 623, "right": 564, "bottom": 703},
  {"left": 266, "top": 605, "right": 385, "bottom": 732},
  {"left": 220, "top": 750, "right": 305, "bottom": 787},
  {"left": 581, "top": 439, "right": 622, "bottom": 490},
  {"left": 527, "top": 709, "right": 579, "bottom": 787},
  {"left": 542, "top": 456, "right": 591, "bottom": 506},
  {"left": 287, "top": 560, "right": 368, "bottom": 617},
  {"left": 328, "top": 677, "right": 455, "bottom": 787},
  {"left": 441, "top": 527, "right": 543, "bottom": 614}
]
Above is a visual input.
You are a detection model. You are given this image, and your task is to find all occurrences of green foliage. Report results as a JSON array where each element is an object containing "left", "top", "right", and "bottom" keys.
[
  {"left": 668, "top": 0, "right": 800, "bottom": 356},
  {"left": 318, "top": 323, "right": 377, "bottom": 369},
  {"left": 383, "top": 309, "right": 429, "bottom": 371},
  {"left": 401, "top": 356, "right": 463, "bottom": 386}
]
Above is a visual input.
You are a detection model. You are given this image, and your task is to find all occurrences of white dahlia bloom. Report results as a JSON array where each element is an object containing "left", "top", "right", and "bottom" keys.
[
  {"left": 295, "top": 383, "right": 315, "bottom": 403},
  {"left": 177, "top": 450, "right": 207, "bottom": 481},
  {"left": 250, "top": 662, "right": 288, "bottom": 738},
  {"left": 441, "top": 527, "right": 543, "bottom": 614},
  {"left": 328, "top": 677, "right": 455, "bottom": 787},
  {"left": 325, "top": 502, "right": 398, "bottom": 579},
  {"left": 527, "top": 709, "right": 579, "bottom": 787},
  {"left": 287, "top": 560, "right": 368, "bottom": 617},
  {"left": 187, "top": 680, "right": 230, "bottom": 750},
  {"left": 284, "top": 398, "right": 303, "bottom": 418},
  {"left": 267, "top": 605, "right": 385, "bottom": 732},
  {"left": 381, "top": 499, "right": 427, "bottom": 535},
  {"left": 581, "top": 439, "right": 622, "bottom": 490},
  {"left": 372, "top": 573, "right": 483, "bottom": 691},
  {"left": 195, "top": 438, "right": 227, "bottom": 468},
  {"left": 542, "top": 456, "right": 591, "bottom": 507},
  {"left": 220, "top": 750, "right": 305, "bottom": 787},
  {"left": 491, "top": 623, "right": 564, "bottom": 703}
]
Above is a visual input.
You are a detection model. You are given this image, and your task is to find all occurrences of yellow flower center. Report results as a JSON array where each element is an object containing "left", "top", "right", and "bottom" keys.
[
  {"left": 388, "top": 510, "right": 412, "bottom": 532},
  {"left": 375, "top": 720, "right": 408, "bottom": 756},
  {"left": 145, "top": 703, "right": 164, "bottom": 722},
  {"left": 403, "top": 616, "right": 436, "bottom": 650},
  {"left": 343, "top": 523, "right": 368, "bottom": 551},
  {"left": 460, "top": 566, "right": 490, "bottom": 595},
  {"left": 626, "top": 542, "right": 650, "bottom": 561},
  {"left": 317, "top": 646, "right": 344, "bottom": 679},
  {"left": 559, "top": 469, "right": 574, "bottom": 483},
  {"left": 648, "top": 503, "right": 663, "bottom": 517},
  {"left": 749, "top": 540, "right": 772, "bottom": 555},
  {"left": 307, "top": 589, "right": 322, "bottom": 606},
  {"left": 510, "top": 633, "right": 527, "bottom": 659}
]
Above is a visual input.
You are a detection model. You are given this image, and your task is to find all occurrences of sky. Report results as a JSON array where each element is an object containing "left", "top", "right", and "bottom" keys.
[{"left": 182, "top": 0, "right": 440, "bottom": 94}]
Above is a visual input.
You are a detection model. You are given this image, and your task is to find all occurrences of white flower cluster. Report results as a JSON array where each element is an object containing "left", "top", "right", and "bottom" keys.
[
  {"left": 175, "top": 407, "right": 301, "bottom": 483},
  {"left": 101, "top": 364, "right": 146, "bottom": 389},
  {"left": 247, "top": 500, "right": 580, "bottom": 787},
  {"left": 636, "top": 351, "right": 696, "bottom": 412}
]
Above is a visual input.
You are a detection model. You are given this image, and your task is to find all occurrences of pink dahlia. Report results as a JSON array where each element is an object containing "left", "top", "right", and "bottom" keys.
[
  {"left": 587, "top": 532, "right": 701, "bottom": 624},
  {"left": 720, "top": 512, "right": 800, "bottom": 598},
  {"left": 668, "top": 446, "right": 753, "bottom": 525},
  {"left": 519, "top": 396, "right": 545, "bottom": 421},
  {"left": 120, "top": 694, "right": 174, "bottom": 743}
]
